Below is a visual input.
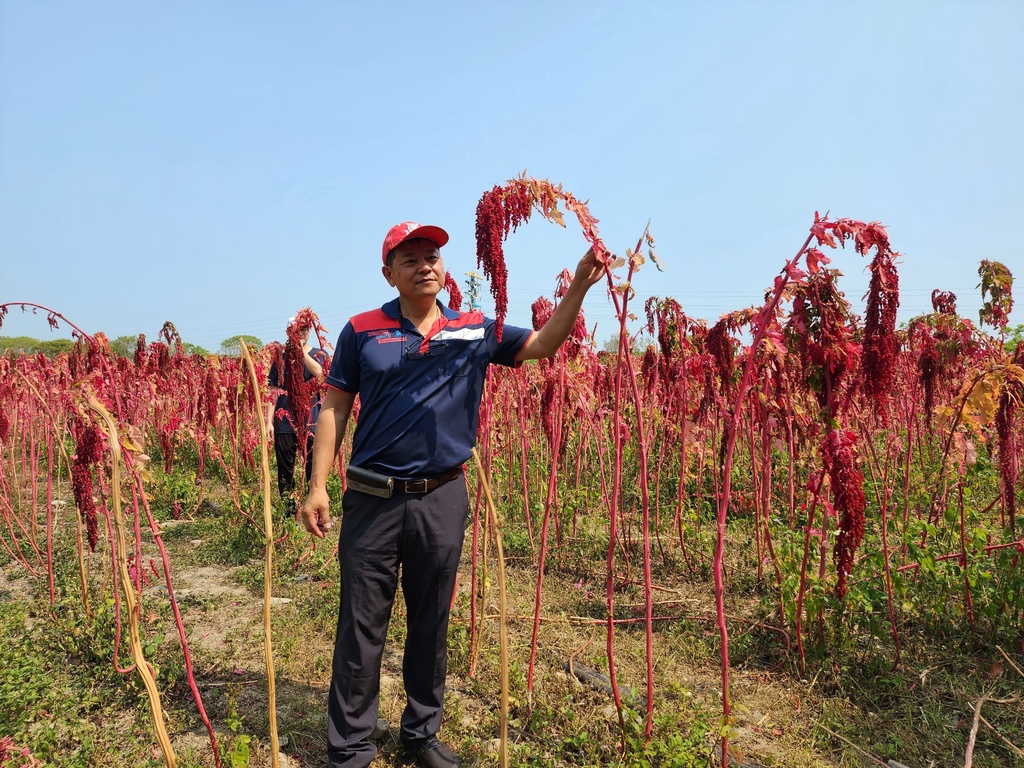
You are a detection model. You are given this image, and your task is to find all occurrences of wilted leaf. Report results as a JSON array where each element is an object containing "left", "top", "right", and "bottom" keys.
[
  {"left": 548, "top": 201, "right": 565, "bottom": 227},
  {"left": 958, "top": 368, "right": 1005, "bottom": 438},
  {"left": 649, "top": 249, "right": 666, "bottom": 272}
]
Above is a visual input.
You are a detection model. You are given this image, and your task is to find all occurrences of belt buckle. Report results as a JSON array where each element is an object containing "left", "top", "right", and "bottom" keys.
[{"left": 405, "top": 478, "right": 430, "bottom": 494}]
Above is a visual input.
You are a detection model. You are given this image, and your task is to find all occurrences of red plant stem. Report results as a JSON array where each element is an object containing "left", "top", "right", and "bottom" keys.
[
  {"left": 653, "top": 423, "right": 669, "bottom": 566},
  {"left": 896, "top": 538, "right": 1024, "bottom": 572},
  {"left": 29, "top": 406, "right": 40, "bottom": 558},
  {"left": 46, "top": 428, "right": 55, "bottom": 605},
  {"left": 900, "top": 390, "right": 914, "bottom": 563},
  {"left": 129, "top": 453, "right": 221, "bottom": 766},
  {"left": 616, "top": 296, "right": 658, "bottom": 737},
  {"left": 0, "top": 491, "right": 42, "bottom": 574},
  {"left": 528, "top": 364, "right": 564, "bottom": 697},
  {"left": 756, "top": 382, "right": 783, "bottom": 596},
  {"left": 856, "top": 411, "right": 901, "bottom": 667},
  {"left": 0, "top": 406, "right": 45, "bottom": 571},
  {"left": 958, "top": 482, "right": 976, "bottom": 634},
  {"left": 14, "top": 367, "right": 76, "bottom": 597},
  {"left": 714, "top": 231, "right": 815, "bottom": 760},
  {"left": 748, "top": 410, "right": 764, "bottom": 582},
  {"left": 551, "top": 368, "right": 566, "bottom": 555},
  {"left": 672, "top": 352, "right": 697, "bottom": 574},
  {"left": 603, "top": 268, "right": 630, "bottom": 743},
  {"left": 785, "top": 392, "right": 797, "bottom": 529}
]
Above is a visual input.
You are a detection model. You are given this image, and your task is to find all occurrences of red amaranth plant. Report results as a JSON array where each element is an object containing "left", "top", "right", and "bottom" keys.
[
  {"left": 810, "top": 214, "right": 900, "bottom": 414},
  {"left": 822, "top": 428, "right": 867, "bottom": 598},
  {"left": 531, "top": 296, "right": 554, "bottom": 330},
  {"left": 0, "top": 382, "right": 10, "bottom": 444},
  {"left": 786, "top": 268, "right": 858, "bottom": 417},
  {"left": 910, "top": 318, "right": 939, "bottom": 427},
  {"left": 201, "top": 356, "right": 221, "bottom": 429},
  {"left": 645, "top": 297, "right": 685, "bottom": 364},
  {"left": 133, "top": 333, "right": 147, "bottom": 369},
  {"left": 280, "top": 308, "right": 325, "bottom": 448},
  {"left": 475, "top": 174, "right": 611, "bottom": 339},
  {"left": 705, "top": 318, "right": 735, "bottom": 400},
  {"left": 977, "top": 260, "right": 1014, "bottom": 332},
  {"left": 158, "top": 320, "right": 183, "bottom": 357},
  {"left": 443, "top": 271, "right": 463, "bottom": 311},
  {"left": 996, "top": 343, "right": 1024, "bottom": 533},
  {"left": 932, "top": 289, "right": 957, "bottom": 315},
  {"left": 861, "top": 250, "right": 900, "bottom": 413},
  {"left": 71, "top": 416, "right": 104, "bottom": 551}
]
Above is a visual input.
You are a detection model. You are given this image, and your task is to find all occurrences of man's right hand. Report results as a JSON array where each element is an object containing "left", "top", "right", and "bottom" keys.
[{"left": 302, "top": 487, "right": 333, "bottom": 538}]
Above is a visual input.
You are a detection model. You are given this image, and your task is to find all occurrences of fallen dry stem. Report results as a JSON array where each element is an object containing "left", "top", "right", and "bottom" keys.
[
  {"left": 811, "top": 720, "right": 888, "bottom": 768},
  {"left": 980, "top": 715, "right": 1024, "bottom": 758},
  {"left": 997, "top": 646, "right": 1024, "bottom": 680},
  {"left": 964, "top": 693, "right": 990, "bottom": 768}
]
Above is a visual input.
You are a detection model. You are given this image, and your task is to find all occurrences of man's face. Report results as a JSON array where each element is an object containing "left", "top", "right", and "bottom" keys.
[{"left": 383, "top": 238, "right": 444, "bottom": 299}]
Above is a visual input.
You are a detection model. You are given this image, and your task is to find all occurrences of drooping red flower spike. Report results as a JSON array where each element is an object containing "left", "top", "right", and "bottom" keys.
[
  {"left": 475, "top": 174, "right": 611, "bottom": 340},
  {"left": 823, "top": 428, "right": 866, "bottom": 599},
  {"left": 443, "top": 271, "right": 463, "bottom": 311},
  {"left": 281, "top": 308, "right": 326, "bottom": 448},
  {"left": 810, "top": 214, "right": 900, "bottom": 416},
  {"left": 71, "top": 415, "right": 105, "bottom": 552}
]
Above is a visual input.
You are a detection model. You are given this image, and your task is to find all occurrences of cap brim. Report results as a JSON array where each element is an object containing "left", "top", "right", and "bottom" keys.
[{"left": 400, "top": 224, "right": 449, "bottom": 251}]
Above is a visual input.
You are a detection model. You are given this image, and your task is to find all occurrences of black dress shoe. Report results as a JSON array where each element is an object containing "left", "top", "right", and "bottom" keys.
[{"left": 407, "top": 736, "right": 461, "bottom": 768}]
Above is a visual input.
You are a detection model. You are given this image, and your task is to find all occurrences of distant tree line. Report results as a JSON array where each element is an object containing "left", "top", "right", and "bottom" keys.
[{"left": 0, "top": 334, "right": 267, "bottom": 358}]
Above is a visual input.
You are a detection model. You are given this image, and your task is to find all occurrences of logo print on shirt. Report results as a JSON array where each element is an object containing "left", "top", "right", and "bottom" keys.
[{"left": 369, "top": 329, "right": 405, "bottom": 344}]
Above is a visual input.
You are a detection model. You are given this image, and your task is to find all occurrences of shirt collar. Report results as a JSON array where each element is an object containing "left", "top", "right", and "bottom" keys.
[{"left": 381, "top": 297, "right": 458, "bottom": 323}]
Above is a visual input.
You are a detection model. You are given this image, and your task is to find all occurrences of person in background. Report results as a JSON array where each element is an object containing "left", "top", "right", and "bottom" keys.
[
  {"left": 302, "top": 221, "right": 605, "bottom": 768},
  {"left": 266, "top": 316, "right": 327, "bottom": 516}
]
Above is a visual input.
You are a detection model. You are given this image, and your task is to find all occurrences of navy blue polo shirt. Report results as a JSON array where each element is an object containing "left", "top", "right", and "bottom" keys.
[{"left": 326, "top": 298, "right": 533, "bottom": 479}]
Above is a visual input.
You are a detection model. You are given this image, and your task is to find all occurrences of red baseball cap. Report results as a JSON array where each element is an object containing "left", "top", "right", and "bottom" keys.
[{"left": 381, "top": 221, "right": 449, "bottom": 264}]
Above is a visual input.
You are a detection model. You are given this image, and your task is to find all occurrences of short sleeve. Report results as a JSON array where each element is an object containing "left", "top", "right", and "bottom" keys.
[
  {"left": 491, "top": 321, "right": 533, "bottom": 367},
  {"left": 325, "top": 324, "right": 359, "bottom": 393}
]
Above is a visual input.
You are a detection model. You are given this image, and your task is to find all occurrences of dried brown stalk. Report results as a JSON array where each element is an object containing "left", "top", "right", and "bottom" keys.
[
  {"left": 86, "top": 395, "right": 177, "bottom": 768},
  {"left": 239, "top": 338, "right": 280, "bottom": 767},
  {"left": 472, "top": 447, "right": 509, "bottom": 768}
]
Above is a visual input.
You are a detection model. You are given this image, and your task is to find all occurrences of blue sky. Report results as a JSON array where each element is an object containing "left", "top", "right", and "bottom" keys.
[{"left": 2, "top": 1, "right": 1022, "bottom": 351}]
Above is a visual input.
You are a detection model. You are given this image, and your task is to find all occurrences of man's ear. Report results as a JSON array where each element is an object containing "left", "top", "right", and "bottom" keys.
[{"left": 382, "top": 265, "right": 396, "bottom": 287}]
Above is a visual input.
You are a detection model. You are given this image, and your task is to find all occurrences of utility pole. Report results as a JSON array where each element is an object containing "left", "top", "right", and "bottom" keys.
[{"left": 464, "top": 270, "right": 482, "bottom": 312}]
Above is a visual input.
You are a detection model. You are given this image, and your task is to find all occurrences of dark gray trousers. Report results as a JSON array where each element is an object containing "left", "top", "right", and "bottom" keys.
[{"left": 326, "top": 477, "right": 468, "bottom": 768}]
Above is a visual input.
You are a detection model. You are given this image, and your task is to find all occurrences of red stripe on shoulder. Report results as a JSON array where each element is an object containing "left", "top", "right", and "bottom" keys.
[
  {"left": 350, "top": 309, "right": 400, "bottom": 334},
  {"left": 447, "top": 310, "right": 484, "bottom": 329}
]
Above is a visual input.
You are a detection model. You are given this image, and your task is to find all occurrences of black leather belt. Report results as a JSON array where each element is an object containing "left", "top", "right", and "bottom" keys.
[{"left": 394, "top": 467, "right": 463, "bottom": 494}]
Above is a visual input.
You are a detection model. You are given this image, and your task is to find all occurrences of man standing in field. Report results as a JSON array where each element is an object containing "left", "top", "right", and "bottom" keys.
[{"left": 302, "top": 221, "right": 604, "bottom": 768}]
